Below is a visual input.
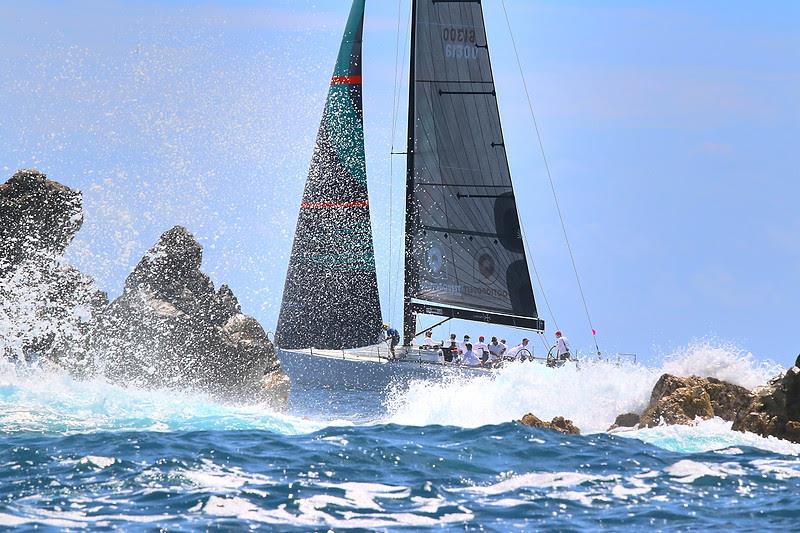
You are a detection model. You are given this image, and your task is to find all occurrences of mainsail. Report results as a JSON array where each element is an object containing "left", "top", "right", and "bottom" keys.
[
  {"left": 404, "top": 0, "right": 544, "bottom": 341},
  {"left": 276, "top": 0, "right": 383, "bottom": 350}
]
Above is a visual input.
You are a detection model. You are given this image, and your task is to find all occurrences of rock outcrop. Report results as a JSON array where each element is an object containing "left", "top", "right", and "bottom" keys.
[
  {"left": 732, "top": 366, "right": 800, "bottom": 443},
  {"left": 0, "top": 169, "right": 84, "bottom": 268},
  {"left": 520, "top": 413, "right": 581, "bottom": 435},
  {"left": 608, "top": 412, "right": 641, "bottom": 430},
  {"left": 88, "top": 226, "right": 288, "bottom": 406},
  {"left": 0, "top": 170, "right": 288, "bottom": 407},
  {"left": 640, "top": 374, "right": 753, "bottom": 428},
  {"left": 0, "top": 170, "right": 107, "bottom": 368}
]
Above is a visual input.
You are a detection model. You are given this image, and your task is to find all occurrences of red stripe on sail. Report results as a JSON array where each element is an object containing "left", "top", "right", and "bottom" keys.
[
  {"left": 301, "top": 200, "right": 369, "bottom": 209},
  {"left": 330, "top": 75, "right": 362, "bottom": 85}
]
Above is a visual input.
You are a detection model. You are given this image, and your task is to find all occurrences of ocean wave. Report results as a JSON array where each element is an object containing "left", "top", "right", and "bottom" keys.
[
  {"left": 0, "top": 361, "right": 322, "bottom": 435},
  {"left": 2, "top": 424, "right": 797, "bottom": 529},
  {"left": 0, "top": 340, "right": 794, "bottom": 460}
]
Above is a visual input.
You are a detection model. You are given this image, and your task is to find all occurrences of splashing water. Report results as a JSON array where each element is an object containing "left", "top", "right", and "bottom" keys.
[
  {"left": 659, "top": 340, "right": 781, "bottom": 389},
  {"left": 628, "top": 417, "right": 800, "bottom": 456},
  {"left": 385, "top": 341, "right": 783, "bottom": 434},
  {"left": 0, "top": 360, "right": 325, "bottom": 436}
]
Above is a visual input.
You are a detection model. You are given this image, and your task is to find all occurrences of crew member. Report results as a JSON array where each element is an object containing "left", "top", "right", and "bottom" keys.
[
  {"left": 555, "top": 331, "right": 571, "bottom": 360},
  {"left": 443, "top": 333, "right": 458, "bottom": 363},
  {"left": 487, "top": 337, "right": 505, "bottom": 364},
  {"left": 384, "top": 324, "right": 400, "bottom": 358},
  {"left": 421, "top": 330, "right": 439, "bottom": 348},
  {"left": 474, "top": 335, "right": 489, "bottom": 363},
  {"left": 507, "top": 338, "right": 530, "bottom": 360},
  {"left": 459, "top": 335, "right": 471, "bottom": 355},
  {"left": 460, "top": 343, "right": 482, "bottom": 367}
]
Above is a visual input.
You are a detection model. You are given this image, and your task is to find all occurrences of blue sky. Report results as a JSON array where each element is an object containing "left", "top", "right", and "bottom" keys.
[{"left": 1, "top": 0, "right": 797, "bottom": 366}]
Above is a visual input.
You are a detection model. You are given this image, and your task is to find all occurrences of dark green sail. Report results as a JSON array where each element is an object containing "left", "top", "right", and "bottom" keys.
[{"left": 276, "top": 0, "right": 383, "bottom": 350}]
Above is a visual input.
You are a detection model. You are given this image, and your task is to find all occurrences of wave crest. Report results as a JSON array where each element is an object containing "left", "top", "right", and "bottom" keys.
[{"left": 386, "top": 341, "right": 783, "bottom": 433}]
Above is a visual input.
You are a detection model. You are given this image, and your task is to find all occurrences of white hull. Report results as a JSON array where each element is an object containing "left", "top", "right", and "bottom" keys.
[{"left": 278, "top": 345, "right": 492, "bottom": 391}]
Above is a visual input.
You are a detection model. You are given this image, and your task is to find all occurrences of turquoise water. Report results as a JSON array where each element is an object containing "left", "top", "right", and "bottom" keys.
[{"left": 1, "top": 347, "right": 798, "bottom": 530}]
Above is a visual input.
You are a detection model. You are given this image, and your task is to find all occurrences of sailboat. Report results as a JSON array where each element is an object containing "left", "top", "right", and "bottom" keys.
[{"left": 276, "top": 0, "right": 549, "bottom": 390}]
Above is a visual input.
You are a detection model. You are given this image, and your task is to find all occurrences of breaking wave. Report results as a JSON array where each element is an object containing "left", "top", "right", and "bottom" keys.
[
  {"left": 0, "top": 339, "right": 791, "bottom": 457},
  {"left": 385, "top": 341, "right": 783, "bottom": 435},
  {"left": 0, "top": 360, "right": 323, "bottom": 435}
]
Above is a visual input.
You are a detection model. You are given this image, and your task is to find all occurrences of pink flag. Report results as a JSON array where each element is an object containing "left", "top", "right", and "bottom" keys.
[{"left": 592, "top": 329, "right": 597, "bottom": 336}]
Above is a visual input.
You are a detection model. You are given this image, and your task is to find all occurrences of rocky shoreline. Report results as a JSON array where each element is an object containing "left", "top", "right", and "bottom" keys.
[
  {"left": 519, "top": 361, "right": 800, "bottom": 444},
  {"left": 604, "top": 366, "right": 800, "bottom": 444},
  {"left": 0, "top": 169, "right": 288, "bottom": 407}
]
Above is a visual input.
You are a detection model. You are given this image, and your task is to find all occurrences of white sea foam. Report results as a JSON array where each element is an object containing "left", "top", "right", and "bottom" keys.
[
  {"left": 664, "top": 459, "right": 746, "bottom": 483},
  {"left": 750, "top": 458, "right": 800, "bottom": 480},
  {"left": 459, "top": 472, "right": 617, "bottom": 494},
  {"left": 80, "top": 455, "right": 116, "bottom": 469},
  {"left": 200, "top": 484, "right": 473, "bottom": 528},
  {"left": 181, "top": 459, "right": 276, "bottom": 493},
  {"left": 0, "top": 363, "right": 321, "bottom": 435},
  {"left": 386, "top": 341, "right": 784, "bottom": 437},
  {"left": 626, "top": 417, "right": 800, "bottom": 456}
]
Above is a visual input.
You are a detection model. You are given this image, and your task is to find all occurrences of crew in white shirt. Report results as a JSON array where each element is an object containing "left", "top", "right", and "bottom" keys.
[
  {"left": 506, "top": 338, "right": 530, "bottom": 360},
  {"left": 458, "top": 335, "right": 471, "bottom": 355},
  {"left": 473, "top": 335, "right": 489, "bottom": 363},
  {"left": 421, "top": 330, "right": 439, "bottom": 348},
  {"left": 555, "top": 331, "right": 571, "bottom": 360},
  {"left": 460, "top": 343, "right": 482, "bottom": 366},
  {"left": 487, "top": 336, "right": 505, "bottom": 364},
  {"left": 499, "top": 339, "right": 509, "bottom": 355}
]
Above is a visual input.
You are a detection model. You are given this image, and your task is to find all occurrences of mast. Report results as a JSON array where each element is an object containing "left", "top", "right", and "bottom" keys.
[{"left": 402, "top": 0, "right": 418, "bottom": 346}]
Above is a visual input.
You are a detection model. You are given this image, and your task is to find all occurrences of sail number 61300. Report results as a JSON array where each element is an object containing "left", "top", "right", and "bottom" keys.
[{"left": 442, "top": 28, "right": 476, "bottom": 43}]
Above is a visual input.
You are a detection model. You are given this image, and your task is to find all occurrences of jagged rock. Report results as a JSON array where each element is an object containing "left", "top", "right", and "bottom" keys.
[
  {"left": 1, "top": 170, "right": 288, "bottom": 406},
  {"left": 641, "top": 383, "right": 713, "bottom": 427},
  {"left": 88, "top": 226, "right": 288, "bottom": 406},
  {"left": 520, "top": 413, "right": 580, "bottom": 435},
  {"left": 0, "top": 169, "right": 84, "bottom": 269},
  {"left": 640, "top": 374, "right": 753, "bottom": 428},
  {"left": 702, "top": 377, "right": 754, "bottom": 421},
  {"left": 732, "top": 366, "right": 800, "bottom": 443},
  {"left": 0, "top": 170, "right": 107, "bottom": 368},
  {"left": 609, "top": 412, "right": 640, "bottom": 430}
]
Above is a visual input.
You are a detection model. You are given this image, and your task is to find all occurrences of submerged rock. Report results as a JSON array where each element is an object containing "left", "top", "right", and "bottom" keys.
[
  {"left": 732, "top": 366, "right": 800, "bottom": 443},
  {"left": 88, "top": 226, "right": 288, "bottom": 406},
  {"left": 520, "top": 413, "right": 580, "bottom": 435},
  {"left": 0, "top": 170, "right": 107, "bottom": 369},
  {"left": 640, "top": 374, "right": 753, "bottom": 428}
]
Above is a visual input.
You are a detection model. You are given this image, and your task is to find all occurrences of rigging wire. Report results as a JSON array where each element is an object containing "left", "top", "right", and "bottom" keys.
[
  {"left": 537, "top": 331, "right": 550, "bottom": 354},
  {"left": 518, "top": 211, "right": 558, "bottom": 337},
  {"left": 387, "top": 0, "right": 406, "bottom": 325},
  {"left": 500, "top": 0, "right": 601, "bottom": 355},
  {"left": 390, "top": 1, "right": 412, "bottom": 325}
]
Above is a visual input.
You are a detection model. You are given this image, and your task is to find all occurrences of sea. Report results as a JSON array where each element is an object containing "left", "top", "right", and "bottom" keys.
[{"left": 1, "top": 343, "right": 798, "bottom": 531}]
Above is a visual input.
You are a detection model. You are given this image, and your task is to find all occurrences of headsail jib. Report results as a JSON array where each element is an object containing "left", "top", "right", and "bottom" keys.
[
  {"left": 276, "top": 0, "right": 383, "bottom": 350},
  {"left": 404, "top": 0, "right": 543, "bottom": 342}
]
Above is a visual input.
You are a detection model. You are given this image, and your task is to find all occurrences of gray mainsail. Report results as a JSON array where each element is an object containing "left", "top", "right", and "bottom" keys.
[
  {"left": 276, "top": 0, "right": 383, "bottom": 350},
  {"left": 403, "top": 0, "right": 544, "bottom": 342}
]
